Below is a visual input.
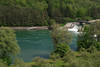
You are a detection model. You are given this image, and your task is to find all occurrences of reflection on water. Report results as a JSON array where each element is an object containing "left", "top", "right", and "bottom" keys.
[{"left": 16, "top": 30, "right": 78, "bottom": 62}]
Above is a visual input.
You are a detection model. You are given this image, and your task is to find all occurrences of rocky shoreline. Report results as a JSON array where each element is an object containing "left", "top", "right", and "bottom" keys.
[{"left": 9, "top": 26, "right": 48, "bottom": 30}]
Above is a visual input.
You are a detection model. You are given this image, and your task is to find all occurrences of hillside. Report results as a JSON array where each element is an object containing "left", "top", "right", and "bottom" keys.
[{"left": 0, "top": 0, "right": 100, "bottom": 26}]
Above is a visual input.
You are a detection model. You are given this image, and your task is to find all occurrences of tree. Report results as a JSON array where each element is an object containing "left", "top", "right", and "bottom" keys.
[
  {"left": 90, "top": 22, "right": 100, "bottom": 51},
  {"left": 0, "top": 27, "right": 20, "bottom": 64},
  {"left": 78, "top": 22, "right": 100, "bottom": 51},
  {"left": 77, "top": 7, "right": 87, "bottom": 17},
  {"left": 51, "top": 23, "right": 72, "bottom": 57},
  {"left": 51, "top": 23, "right": 72, "bottom": 48},
  {"left": 54, "top": 43, "right": 70, "bottom": 57},
  {"left": 77, "top": 26, "right": 94, "bottom": 50}
]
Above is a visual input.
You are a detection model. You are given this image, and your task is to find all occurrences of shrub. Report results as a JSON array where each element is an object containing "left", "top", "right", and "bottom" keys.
[{"left": 0, "top": 27, "right": 20, "bottom": 64}]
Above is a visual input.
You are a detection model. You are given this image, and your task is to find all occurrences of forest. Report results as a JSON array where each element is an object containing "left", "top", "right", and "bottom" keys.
[
  {"left": 0, "top": 0, "right": 100, "bottom": 67},
  {"left": 0, "top": 0, "right": 100, "bottom": 26}
]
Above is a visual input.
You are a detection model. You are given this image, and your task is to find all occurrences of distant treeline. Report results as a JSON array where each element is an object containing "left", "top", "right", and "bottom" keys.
[{"left": 0, "top": 0, "right": 100, "bottom": 26}]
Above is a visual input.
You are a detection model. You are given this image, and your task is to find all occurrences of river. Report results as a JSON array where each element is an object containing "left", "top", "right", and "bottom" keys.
[{"left": 15, "top": 30, "right": 78, "bottom": 62}]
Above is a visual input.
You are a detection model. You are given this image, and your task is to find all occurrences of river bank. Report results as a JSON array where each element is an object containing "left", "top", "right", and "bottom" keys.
[{"left": 7, "top": 26, "right": 48, "bottom": 30}]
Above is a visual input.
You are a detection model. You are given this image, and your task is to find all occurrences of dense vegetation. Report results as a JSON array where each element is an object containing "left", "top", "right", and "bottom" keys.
[
  {"left": 0, "top": 23, "right": 100, "bottom": 67},
  {"left": 0, "top": 27, "right": 20, "bottom": 64},
  {"left": 78, "top": 22, "right": 100, "bottom": 51},
  {"left": 0, "top": 0, "right": 100, "bottom": 67},
  {"left": 0, "top": 0, "right": 100, "bottom": 26},
  {"left": 0, "top": 51, "right": 100, "bottom": 67},
  {"left": 51, "top": 23, "right": 72, "bottom": 57}
]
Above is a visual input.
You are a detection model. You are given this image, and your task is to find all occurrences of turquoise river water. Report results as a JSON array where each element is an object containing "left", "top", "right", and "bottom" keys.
[{"left": 15, "top": 30, "right": 78, "bottom": 62}]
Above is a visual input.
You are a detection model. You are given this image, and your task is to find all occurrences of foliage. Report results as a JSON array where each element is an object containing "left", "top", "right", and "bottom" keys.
[
  {"left": 0, "top": 27, "right": 20, "bottom": 64},
  {"left": 0, "top": 6, "right": 48, "bottom": 26},
  {"left": 48, "top": 19, "right": 56, "bottom": 29},
  {"left": 0, "top": 50, "right": 99, "bottom": 67},
  {"left": 12, "top": 58, "right": 31, "bottom": 67},
  {"left": 64, "top": 17, "right": 77, "bottom": 22},
  {"left": 0, "top": 0, "right": 100, "bottom": 26},
  {"left": 0, "top": 0, "right": 100, "bottom": 67},
  {"left": 51, "top": 23, "right": 72, "bottom": 47},
  {"left": 81, "top": 16, "right": 93, "bottom": 21},
  {"left": 0, "top": 60, "right": 7, "bottom": 67},
  {"left": 51, "top": 23, "right": 72, "bottom": 57},
  {"left": 31, "top": 51, "right": 100, "bottom": 67},
  {"left": 54, "top": 43, "right": 70, "bottom": 57},
  {"left": 78, "top": 22, "right": 100, "bottom": 51},
  {"left": 78, "top": 26, "right": 94, "bottom": 50}
]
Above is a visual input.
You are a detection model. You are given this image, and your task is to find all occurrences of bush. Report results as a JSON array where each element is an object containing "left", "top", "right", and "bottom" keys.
[
  {"left": 0, "top": 27, "right": 20, "bottom": 64},
  {"left": 0, "top": 60, "right": 7, "bottom": 67},
  {"left": 81, "top": 16, "right": 93, "bottom": 21},
  {"left": 12, "top": 58, "right": 31, "bottom": 67},
  {"left": 51, "top": 23, "right": 72, "bottom": 47},
  {"left": 54, "top": 43, "right": 70, "bottom": 57},
  {"left": 65, "top": 17, "right": 77, "bottom": 22}
]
